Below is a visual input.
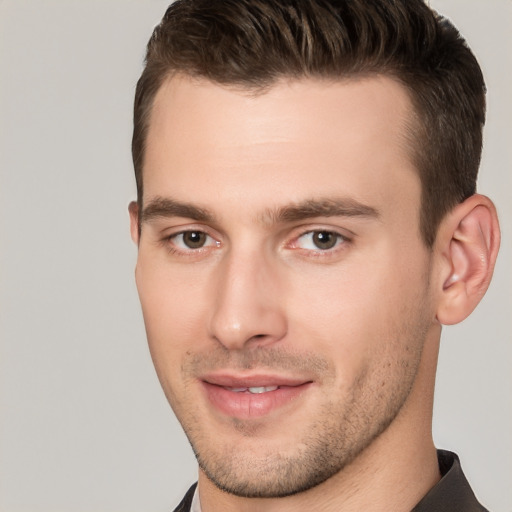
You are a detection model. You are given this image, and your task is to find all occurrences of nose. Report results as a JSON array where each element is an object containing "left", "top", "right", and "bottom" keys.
[{"left": 207, "top": 248, "right": 287, "bottom": 350}]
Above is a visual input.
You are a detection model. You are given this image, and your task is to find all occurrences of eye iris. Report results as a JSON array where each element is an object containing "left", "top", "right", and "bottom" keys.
[
  {"left": 312, "top": 231, "right": 337, "bottom": 250},
  {"left": 183, "top": 231, "right": 206, "bottom": 248}
]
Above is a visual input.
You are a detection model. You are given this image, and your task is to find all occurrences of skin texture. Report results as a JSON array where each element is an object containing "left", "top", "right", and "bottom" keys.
[{"left": 130, "top": 75, "right": 499, "bottom": 511}]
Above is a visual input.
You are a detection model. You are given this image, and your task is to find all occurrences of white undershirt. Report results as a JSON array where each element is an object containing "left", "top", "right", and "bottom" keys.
[{"left": 190, "top": 486, "right": 202, "bottom": 512}]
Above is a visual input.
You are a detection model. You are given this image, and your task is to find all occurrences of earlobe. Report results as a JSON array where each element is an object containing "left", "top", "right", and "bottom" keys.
[
  {"left": 435, "top": 194, "right": 500, "bottom": 325},
  {"left": 129, "top": 201, "right": 140, "bottom": 245}
]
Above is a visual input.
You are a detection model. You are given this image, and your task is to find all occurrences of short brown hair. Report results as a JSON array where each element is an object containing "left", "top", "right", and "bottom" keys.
[{"left": 133, "top": 0, "right": 486, "bottom": 246}]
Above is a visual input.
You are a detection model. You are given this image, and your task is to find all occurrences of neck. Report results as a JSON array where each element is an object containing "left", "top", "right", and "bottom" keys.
[{"left": 198, "top": 333, "right": 441, "bottom": 512}]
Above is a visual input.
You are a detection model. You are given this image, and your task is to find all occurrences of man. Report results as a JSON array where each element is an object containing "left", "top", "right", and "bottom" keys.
[{"left": 128, "top": 0, "right": 500, "bottom": 510}]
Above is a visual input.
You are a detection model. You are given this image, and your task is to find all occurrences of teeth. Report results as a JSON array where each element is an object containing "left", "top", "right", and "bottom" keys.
[
  {"left": 226, "top": 386, "right": 279, "bottom": 393},
  {"left": 248, "top": 386, "right": 278, "bottom": 394}
]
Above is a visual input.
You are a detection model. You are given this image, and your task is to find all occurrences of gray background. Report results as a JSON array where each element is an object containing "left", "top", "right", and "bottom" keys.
[{"left": 0, "top": 1, "right": 510, "bottom": 510}]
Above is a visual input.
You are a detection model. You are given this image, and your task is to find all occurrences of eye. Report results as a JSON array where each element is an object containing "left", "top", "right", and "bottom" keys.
[
  {"left": 169, "top": 230, "right": 218, "bottom": 250},
  {"left": 295, "top": 230, "right": 345, "bottom": 251}
]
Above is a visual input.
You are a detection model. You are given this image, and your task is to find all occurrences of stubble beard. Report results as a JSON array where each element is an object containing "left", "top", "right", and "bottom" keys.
[
  {"left": 171, "top": 319, "right": 429, "bottom": 499},
  {"left": 193, "top": 389, "right": 412, "bottom": 498}
]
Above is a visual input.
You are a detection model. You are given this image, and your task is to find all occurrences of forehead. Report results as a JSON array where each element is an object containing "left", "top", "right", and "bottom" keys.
[{"left": 143, "top": 75, "right": 419, "bottom": 220}]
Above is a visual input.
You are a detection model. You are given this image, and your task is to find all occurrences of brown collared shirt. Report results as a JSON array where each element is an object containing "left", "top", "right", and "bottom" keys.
[{"left": 412, "top": 450, "right": 488, "bottom": 511}]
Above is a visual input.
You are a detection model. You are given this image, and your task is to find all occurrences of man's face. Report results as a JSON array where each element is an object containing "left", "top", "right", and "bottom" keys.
[{"left": 132, "top": 75, "right": 439, "bottom": 497}]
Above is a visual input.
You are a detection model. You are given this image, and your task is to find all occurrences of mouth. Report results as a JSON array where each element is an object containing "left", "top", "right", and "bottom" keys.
[{"left": 200, "top": 374, "right": 313, "bottom": 420}]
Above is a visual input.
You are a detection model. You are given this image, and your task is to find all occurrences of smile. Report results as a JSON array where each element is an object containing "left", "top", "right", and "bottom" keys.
[{"left": 201, "top": 375, "right": 313, "bottom": 419}]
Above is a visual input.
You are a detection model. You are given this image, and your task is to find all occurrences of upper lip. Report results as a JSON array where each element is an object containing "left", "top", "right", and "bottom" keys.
[{"left": 201, "top": 373, "right": 313, "bottom": 388}]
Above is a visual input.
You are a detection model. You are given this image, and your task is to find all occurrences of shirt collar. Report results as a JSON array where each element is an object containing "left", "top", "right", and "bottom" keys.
[{"left": 412, "top": 450, "right": 488, "bottom": 511}]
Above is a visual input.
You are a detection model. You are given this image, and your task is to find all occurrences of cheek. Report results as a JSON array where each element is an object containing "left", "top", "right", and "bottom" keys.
[
  {"left": 284, "top": 269, "right": 379, "bottom": 387},
  {"left": 285, "top": 249, "right": 429, "bottom": 372},
  {"left": 135, "top": 257, "right": 209, "bottom": 372},
  {"left": 287, "top": 259, "right": 389, "bottom": 338}
]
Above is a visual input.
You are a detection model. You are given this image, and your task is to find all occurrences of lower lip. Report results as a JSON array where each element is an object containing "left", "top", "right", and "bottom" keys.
[{"left": 202, "top": 382, "right": 311, "bottom": 420}]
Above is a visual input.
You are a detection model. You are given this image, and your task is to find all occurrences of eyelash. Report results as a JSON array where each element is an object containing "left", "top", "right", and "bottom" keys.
[
  {"left": 162, "top": 228, "right": 351, "bottom": 258},
  {"left": 163, "top": 230, "right": 219, "bottom": 255},
  {"left": 291, "top": 230, "right": 349, "bottom": 254}
]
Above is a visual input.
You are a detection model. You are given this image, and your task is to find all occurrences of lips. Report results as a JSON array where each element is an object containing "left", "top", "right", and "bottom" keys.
[{"left": 201, "top": 374, "right": 312, "bottom": 419}]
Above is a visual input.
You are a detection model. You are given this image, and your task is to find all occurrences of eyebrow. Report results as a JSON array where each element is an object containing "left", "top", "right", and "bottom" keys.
[
  {"left": 141, "top": 197, "right": 215, "bottom": 223},
  {"left": 140, "top": 196, "right": 380, "bottom": 225},
  {"left": 262, "top": 198, "right": 380, "bottom": 224}
]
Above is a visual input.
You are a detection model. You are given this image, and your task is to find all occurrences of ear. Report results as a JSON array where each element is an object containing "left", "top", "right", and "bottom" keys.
[
  {"left": 128, "top": 201, "right": 140, "bottom": 245},
  {"left": 435, "top": 194, "right": 500, "bottom": 325}
]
